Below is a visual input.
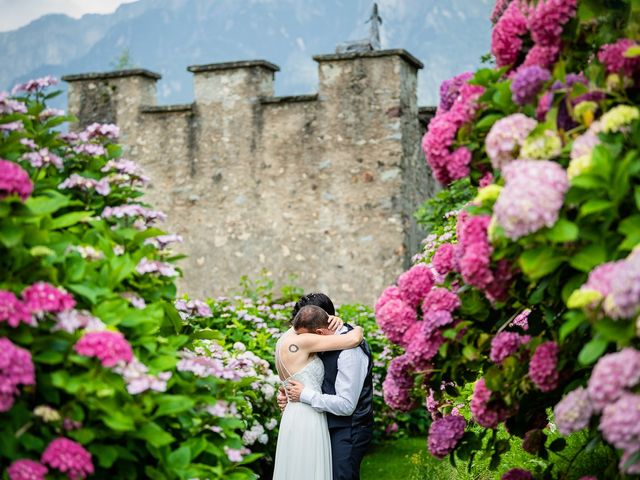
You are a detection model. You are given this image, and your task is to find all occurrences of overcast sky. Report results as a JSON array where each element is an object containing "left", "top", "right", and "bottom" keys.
[{"left": 0, "top": 0, "right": 139, "bottom": 32}]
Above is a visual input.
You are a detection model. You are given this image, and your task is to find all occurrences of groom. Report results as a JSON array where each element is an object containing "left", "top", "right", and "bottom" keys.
[{"left": 279, "top": 293, "right": 374, "bottom": 480}]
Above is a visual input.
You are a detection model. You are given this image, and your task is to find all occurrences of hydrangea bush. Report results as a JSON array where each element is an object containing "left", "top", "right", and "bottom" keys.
[
  {"left": 378, "top": 1, "right": 640, "bottom": 477},
  {"left": 0, "top": 81, "right": 284, "bottom": 479}
]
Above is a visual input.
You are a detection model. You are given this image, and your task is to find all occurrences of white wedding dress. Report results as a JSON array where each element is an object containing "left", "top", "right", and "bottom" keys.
[{"left": 273, "top": 337, "right": 332, "bottom": 480}]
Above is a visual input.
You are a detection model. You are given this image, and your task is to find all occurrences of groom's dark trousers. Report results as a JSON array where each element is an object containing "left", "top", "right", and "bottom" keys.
[{"left": 319, "top": 325, "right": 374, "bottom": 480}]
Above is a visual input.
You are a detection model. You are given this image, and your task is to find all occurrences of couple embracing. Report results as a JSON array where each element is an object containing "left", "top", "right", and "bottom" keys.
[{"left": 273, "top": 293, "right": 374, "bottom": 480}]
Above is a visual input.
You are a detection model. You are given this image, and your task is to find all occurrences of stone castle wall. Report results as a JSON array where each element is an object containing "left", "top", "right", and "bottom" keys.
[{"left": 62, "top": 49, "right": 436, "bottom": 305}]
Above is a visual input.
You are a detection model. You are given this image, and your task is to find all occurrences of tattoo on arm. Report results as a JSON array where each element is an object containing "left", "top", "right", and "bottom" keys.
[{"left": 288, "top": 344, "right": 299, "bottom": 353}]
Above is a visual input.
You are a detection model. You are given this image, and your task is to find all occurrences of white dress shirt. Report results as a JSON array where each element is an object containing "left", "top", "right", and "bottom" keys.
[{"left": 299, "top": 326, "right": 369, "bottom": 416}]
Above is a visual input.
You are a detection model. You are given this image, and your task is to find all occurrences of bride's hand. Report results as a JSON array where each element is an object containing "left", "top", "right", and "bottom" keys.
[{"left": 327, "top": 315, "right": 344, "bottom": 332}]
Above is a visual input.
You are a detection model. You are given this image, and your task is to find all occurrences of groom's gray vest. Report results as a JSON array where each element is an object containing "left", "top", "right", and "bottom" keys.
[{"left": 319, "top": 324, "right": 374, "bottom": 429}]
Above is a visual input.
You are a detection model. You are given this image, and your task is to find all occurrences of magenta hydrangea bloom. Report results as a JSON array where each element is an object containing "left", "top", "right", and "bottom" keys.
[
  {"left": 470, "top": 378, "right": 511, "bottom": 428},
  {"left": 457, "top": 214, "right": 496, "bottom": 291},
  {"left": 598, "top": 39, "right": 640, "bottom": 77},
  {"left": 485, "top": 114, "right": 538, "bottom": 170},
  {"left": 529, "top": 341, "right": 559, "bottom": 392},
  {"left": 490, "top": 331, "right": 531, "bottom": 363},
  {"left": 41, "top": 437, "right": 94, "bottom": 480},
  {"left": 510, "top": 308, "right": 531, "bottom": 330},
  {"left": 493, "top": 160, "right": 569, "bottom": 240},
  {"left": 587, "top": 348, "right": 640, "bottom": 412},
  {"left": 422, "top": 287, "right": 461, "bottom": 314},
  {"left": 522, "top": 44, "right": 561, "bottom": 69},
  {"left": 502, "top": 468, "right": 534, "bottom": 480},
  {"left": 491, "top": 0, "right": 514, "bottom": 23},
  {"left": 422, "top": 84, "right": 484, "bottom": 185},
  {"left": 491, "top": 0, "right": 528, "bottom": 67},
  {"left": 376, "top": 298, "right": 417, "bottom": 345},
  {"left": 428, "top": 414, "right": 466, "bottom": 458},
  {"left": 0, "top": 290, "right": 33, "bottom": 327},
  {"left": 74, "top": 331, "right": 133, "bottom": 367},
  {"left": 511, "top": 66, "right": 551, "bottom": 105},
  {"left": 529, "top": 0, "right": 577, "bottom": 47},
  {"left": 553, "top": 387, "right": 593, "bottom": 435},
  {"left": 600, "top": 393, "right": 640, "bottom": 451},
  {"left": 7, "top": 459, "right": 48, "bottom": 480},
  {"left": 0, "top": 337, "right": 35, "bottom": 412},
  {"left": 0, "top": 159, "right": 33, "bottom": 201},
  {"left": 382, "top": 374, "right": 415, "bottom": 412},
  {"left": 387, "top": 354, "right": 415, "bottom": 390},
  {"left": 22, "top": 282, "right": 75, "bottom": 315},
  {"left": 432, "top": 243, "right": 458, "bottom": 275},
  {"left": 374, "top": 286, "right": 403, "bottom": 314},
  {"left": 398, "top": 264, "right": 434, "bottom": 308},
  {"left": 438, "top": 72, "right": 474, "bottom": 113},
  {"left": 406, "top": 326, "right": 443, "bottom": 369}
]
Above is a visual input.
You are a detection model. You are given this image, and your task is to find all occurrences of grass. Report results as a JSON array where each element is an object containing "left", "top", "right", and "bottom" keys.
[{"left": 361, "top": 429, "right": 617, "bottom": 480}]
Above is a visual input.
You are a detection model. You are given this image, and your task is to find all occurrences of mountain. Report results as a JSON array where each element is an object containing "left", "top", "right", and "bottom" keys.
[{"left": 0, "top": 0, "right": 493, "bottom": 108}]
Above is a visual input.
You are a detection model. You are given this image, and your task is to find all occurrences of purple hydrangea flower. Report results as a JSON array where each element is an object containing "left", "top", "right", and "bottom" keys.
[
  {"left": 553, "top": 387, "right": 593, "bottom": 435},
  {"left": 490, "top": 331, "right": 530, "bottom": 363},
  {"left": 587, "top": 348, "right": 640, "bottom": 412},
  {"left": 511, "top": 66, "right": 551, "bottom": 105},
  {"left": 485, "top": 113, "right": 537, "bottom": 170},
  {"left": 600, "top": 393, "right": 640, "bottom": 451},
  {"left": 428, "top": 414, "right": 466, "bottom": 458}
]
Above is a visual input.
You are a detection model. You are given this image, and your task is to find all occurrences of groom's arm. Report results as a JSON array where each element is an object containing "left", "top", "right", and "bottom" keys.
[{"left": 297, "top": 347, "right": 368, "bottom": 416}]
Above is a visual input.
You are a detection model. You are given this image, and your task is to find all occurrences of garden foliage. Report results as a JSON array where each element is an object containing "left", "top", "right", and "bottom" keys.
[{"left": 377, "top": 1, "right": 640, "bottom": 478}]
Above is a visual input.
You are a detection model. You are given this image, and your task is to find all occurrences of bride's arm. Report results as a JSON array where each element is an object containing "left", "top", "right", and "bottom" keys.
[{"left": 296, "top": 326, "right": 363, "bottom": 353}]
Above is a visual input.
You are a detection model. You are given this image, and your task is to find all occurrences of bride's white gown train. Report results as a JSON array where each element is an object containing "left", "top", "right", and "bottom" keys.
[{"left": 273, "top": 351, "right": 332, "bottom": 479}]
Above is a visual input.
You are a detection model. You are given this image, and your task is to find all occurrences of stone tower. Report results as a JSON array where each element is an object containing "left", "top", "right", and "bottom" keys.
[{"left": 62, "top": 49, "right": 435, "bottom": 305}]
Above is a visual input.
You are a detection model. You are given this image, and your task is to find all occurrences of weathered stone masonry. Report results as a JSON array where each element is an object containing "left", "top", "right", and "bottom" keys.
[{"left": 62, "top": 49, "right": 436, "bottom": 305}]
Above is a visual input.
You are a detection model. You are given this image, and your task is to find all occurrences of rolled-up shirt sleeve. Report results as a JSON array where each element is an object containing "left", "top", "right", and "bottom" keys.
[{"left": 299, "top": 347, "right": 368, "bottom": 416}]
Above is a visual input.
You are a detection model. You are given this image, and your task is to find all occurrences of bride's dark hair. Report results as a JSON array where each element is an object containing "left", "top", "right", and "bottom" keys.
[
  {"left": 290, "top": 293, "right": 335, "bottom": 325},
  {"left": 292, "top": 305, "right": 330, "bottom": 331}
]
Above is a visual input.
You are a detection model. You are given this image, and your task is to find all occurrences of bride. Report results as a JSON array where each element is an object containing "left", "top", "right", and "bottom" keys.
[{"left": 273, "top": 305, "right": 364, "bottom": 480}]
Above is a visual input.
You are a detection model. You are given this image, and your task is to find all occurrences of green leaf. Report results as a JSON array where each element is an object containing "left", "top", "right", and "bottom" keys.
[
  {"left": 167, "top": 446, "right": 191, "bottom": 470},
  {"left": 154, "top": 395, "right": 195, "bottom": 417},
  {"left": 560, "top": 311, "right": 586, "bottom": 342},
  {"left": 67, "top": 283, "right": 110, "bottom": 305},
  {"left": 594, "top": 318, "right": 636, "bottom": 343},
  {"left": 102, "top": 409, "right": 136, "bottom": 432},
  {"left": 48, "top": 210, "right": 93, "bottom": 230},
  {"left": 475, "top": 113, "right": 503, "bottom": 131},
  {"left": 624, "top": 45, "right": 640, "bottom": 58},
  {"left": 569, "top": 244, "right": 607, "bottom": 272},
  {"left": 29, "top": 245, "right": 55, "bottom": 257},
  {"left": 33, "top": 350, "right": 64, "bottom": 365},
  {"left": 519, "top": 247, "right": 564, "bottom": 280},
  {"left": 91, "top": 444, "right": 119, "bottom": 468},
  {"left": 579, "top": 199, "right": 614, "bottom": 217},
  {"left": 545, "top": 218, "right": 579, "bottom": 243},
  {"left": 549, "top": 438, "right": 567, "bottom": 452},
  {"left": 0, "top": 223, "right": 23, "bottom": 247},
  {"left": 578, "top": 336, "right": 609, "bottom": 365},
  {"left": 163, "top": 301, "right": 184, "bottom": 334},
  {"left": 635, "top": 186, "right": 640, "bottom": 210},
  {"left": 137, "top": 422, "right": 175, "bottom": 448},
  {"left": 25, "top": 190, "right": 71, "bottom": 215}
]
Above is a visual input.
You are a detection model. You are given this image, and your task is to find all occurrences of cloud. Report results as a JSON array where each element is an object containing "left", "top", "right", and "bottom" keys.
[{"left": 0, "top": 0, "right": 139, "bottom": 32}]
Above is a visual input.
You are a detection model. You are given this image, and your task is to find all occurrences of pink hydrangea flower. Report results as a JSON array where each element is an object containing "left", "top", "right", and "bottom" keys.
[
  {"left": 457, "top": 214, "right": 494, "bottom": 290},
  {"left": 406, "top": 327, "right": 444, "bottom": 369},
  {"left": 382, "top": 373, "right": 415, "bottom": 412},
  {"left": 0, "top": 92, "right": 27, "bottom": 114},
  {"left": 59, "top": 174, "right": 111, "bottom": 196},
  {"left": 174, "top": 299, "right": 213, "bottom": 318},
  {"left": 471, "top": 378, "right": 511, "bottom": 428},
  {"left": 491, "top": 0, "right": 528, "bottom": 67},
  {"left": 438, "top": 72, "right": 474, "bottom": 113},
  {"left": 604, "top": 250, "right": 640, "bottom": 319},
  {"left": 22, "top": 282, "right": 75, "bottom": 315},
  {"left": 529, "top": 341, "right": 559, "bottom": 392},
  {"left": 81, "top": 122, "right": 119, "bottom": 141},
  {"left": 136, "top": 258, "right": 179, "bottom": 277},
  {"left": 0, "top": 290, "right": 33, "bottom": 327},
  {"left": 510, "top": 308, "right": 531, "bottom": 330},
  {"left": 587, "top": 348, "right": 640, "bottom": 412},
  {"left": 387, "top": 354, "right": 415, "bottom": 390},
  {"left": 41, "top": 437, "right": 94, "bottom": 480},
  {"left": 522, "top": 44, "right": 561, "bottom": 69},
  {"left": 491, "top": 0, "right": 514, "bottom": 23},
  {"left": 0, "top": 159, "right": 33, "bottom": 201},
  {"left": 490, "top": 331, "right": 530, "bottom": 363},
  {"left": 502, "top": 469, "right": 534, "bottom": 480},
  {"left": 7, "top": 459, "right": 48, "bottom": 480},
  {"left": 432, "top": 243, "right": 458, "bottom": 275},
  {"left": 422, "top": 287, "right": 461, "bottom": 314},
  {"left": 376, "top": 298, "right": 417, "bottom": 345},
  {"left": 11, "top": 76, "right": 58, "bottom": 95},
  {"left": 529, "top": 0, "right": 577, "bottom": 45},
  {"left": 374, "top": 286, "right": 403, "bottom": 314},
  {"left": 553, "top": 387, "right": 593, "bottom": 435},
  {"left": 0, "top": 337, "right": 36, "bottom": 412},
  {"left": 398, "top": 264, "right": 434, "bottom": 308},
  {"left": 21, "top": 148, "right": 63, "bottom": 170},
  {"left": 485, "top": 113, "right": 538, "bottom": 170},
  {"left": 600, "top": 393, "right": 640, "bottom": 451},
  {"left": 598, "top": 39, "right": 640, "bottom": 77},
  {"left": 74, "top": 331, "right": 133, "bottom": 367},
  {"left": 428, "top": 414, "right": 466, "bottom": 458},
  {"left": 493, "top": 160, "right": 569, "bottom": 240}
]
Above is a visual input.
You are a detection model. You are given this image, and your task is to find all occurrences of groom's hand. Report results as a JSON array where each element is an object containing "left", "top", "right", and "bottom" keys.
[
  {"left": 285, "top": 380, "right": 304, "bottom": 402},
  {"left": 327, "top": 315, "right": 344, "bottom": 332},
  {"left": 277, "top": 387, "right": 288, "bottom": 411}
]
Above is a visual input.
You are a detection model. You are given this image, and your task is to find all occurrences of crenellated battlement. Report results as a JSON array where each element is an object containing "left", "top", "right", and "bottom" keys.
[{"left": 62, "top": 49, "right": 436, "bottom": 304}]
